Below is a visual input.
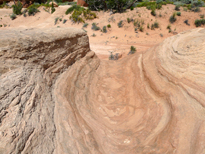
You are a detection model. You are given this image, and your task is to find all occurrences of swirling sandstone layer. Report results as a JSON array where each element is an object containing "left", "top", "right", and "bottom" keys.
[{"left": 0, "top": 28, "right": 205, "bottom": 154}]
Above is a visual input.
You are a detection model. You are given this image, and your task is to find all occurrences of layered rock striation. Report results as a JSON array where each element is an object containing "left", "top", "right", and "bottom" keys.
[{"left": 0, "top": 28, "right": 205, "bottom": 154}]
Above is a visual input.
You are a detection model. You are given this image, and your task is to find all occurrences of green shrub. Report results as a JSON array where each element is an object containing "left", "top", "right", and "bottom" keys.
[
  {"left": 118, "top": 20, "right": 123, "bottom": 28},
  {"left": 195, "top": 19, "right": 205, "bottom": 27},
  {"left": 147, "top": 23, "right": 150, "bottom": 29},
  {"left": 151, "top": 8, "right": 156, "bottom": 16},
  {"left": 200, "top": 14, "right": 204, "bottom": 18},
  {"left": 10, "top": 13, "right": 16, "bottom": 20},
  {"left": 127, "top": 18, "right": 131, "bottom": 23},
  {"left": 129, "top": 46, "right": 136, "bottom": 54},
  {"left": 175, "top": 5, "right": 180, "bottom": 11},
  {"left": 91, "top": 23, "right": 100, "bottom": 31},
  {"left": 169, "top": 13, "right": 176, "bottom": 23},
  {"left": 183, "top": 7, "right": 187, "bottom": 11},
  {"left": 107, "top": 24, "right": 111, "bottom": 28},
  {"left": 12, "top": 1, "right": 22, "bottom": 15},
  {"left": 193, "top": 7, "right": 200, "bottom": 12},
  {"left": 167, "top": 24, "right": 171, "bottom": 29},
  {"left": 63, "top": 19, "right": 67, "bottom": 24},
  {"left": 55, "top": 17, "right": 59, "bottom": 25},
  {"left": 69, "top": 10, "right": 85, "bottom": 23},
  {"left": 91, "top": 33, "right": 96, "bottom": 37},
  {"left": 184, "top": 19, "right": 190, "bottom": 25},
  {"left": 65, "top": 4, "right": 84, "bottom": 14},
  {"left": 51, "top": 2, "right": 55, "bottom": 14},
  {"left": 151, "top": 24, "right": 155, "bottom": 30},
  {"left": 130, "top": 6, "right": 134, "bottom": 10},
  {"left": 0, "top": 25, "right": 2, "bottom": 27},
  {"left": 83, "top": 23, "right": 88, "bottom": 27},
  {"left": 102, "top": 26, "right": 107, "bottom": 33},
  {"left": 139, "top": 25, "right": 144, "bottom": 32},
  {"left": 28, "top": 6, "right": 39, "bottom": 16},
  {"left": 153, "top": 21, "right": 159, "bottom": 28},
  {"left": 176, "top": 12, "right": 181, "bottom": 16}
]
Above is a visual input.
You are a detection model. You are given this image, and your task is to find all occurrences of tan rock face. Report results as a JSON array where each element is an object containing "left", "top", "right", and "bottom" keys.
[{"left": 0, "top": 28, "right": 205, "bottom": 154}]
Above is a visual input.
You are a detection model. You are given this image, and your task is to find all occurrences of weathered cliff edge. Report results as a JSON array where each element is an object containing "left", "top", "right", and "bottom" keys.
[{"left": 0, "top": 28, "right": 205, "bottom": 154}]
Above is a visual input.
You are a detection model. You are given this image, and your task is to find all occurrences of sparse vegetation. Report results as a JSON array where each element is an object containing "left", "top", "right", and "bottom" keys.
[
  {"left": 12, "top": 1, "right": 22, "bottom": 15},
  {"left": 102, "top": 26, "right": 107, "bottom": 33},
  {"left": 10, "top": 13, "right": 16, "bottom": 20},
  {"left": 63, "top": 19, "right": 67, "bottom": 24},
  {"left": 91, "top": 23, "right": 100, "bottom": 31},
  {"left": 176, "top": 12, "right": 181, "bottom": 16},
  {"left": 167, "top": 24, "right": 171, "bottom": 29},
  {"left": 65, "top": 4, "right": 84, "bottom": 15},
  {"left": 139, "top": 25, "right": 144, "bottom": 32},
  {"left": 194, "top": 19, "right": 205, "bottom": 27},
  {"left": 184, "top": 19, "right": 190, "bottom": 25},
  {"left": 118, "top": 20, "right": 123, "bottom": 28},
  {"left": 83, "top": 23, "right": 89, "bottom": 28},
  {"left": 200, "top": 14, "right": 204, "bottom": 19},
  {"left": 69, "top": 10, "right": 85, "bottom": 23},
  {"left": 147, "top": 23, "right": 150, "bottom": 29},
  {"left": 107, "top": 24, "right": 111, "bottom": 28},
  {"left": 153, "top": 21, "right": 159, "bottom": 28},
  {"left": 91, "top": 33, "right": 96, "bottom": 37},
  {"left": 28, "top": 5, "right": 40, "bottom": 16},
  {"left": 128, "top": 46, "right": 136, "bottom": 54},
  {"left": 151, "top": 8, "right": 156, "bottom": 16},
  {"left": 175, "top": 5, "right": 180, "bottom": 11},
  {"left": 51, "top": 2, "right": 55, "bottom": 14},
  {"left": 169, "top": 13, "right": 176, "bottom": 23},
  {"left": 55, "top": 17, "right": 59, "bottom": 25},
  {"left": 86, "top": 0, "right": 137, "bottom": 13}
]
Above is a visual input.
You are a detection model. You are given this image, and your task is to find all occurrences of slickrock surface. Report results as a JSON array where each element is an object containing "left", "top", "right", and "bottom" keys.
[{"left": 0, "top": 27, "right": 205, "bottom": 154}]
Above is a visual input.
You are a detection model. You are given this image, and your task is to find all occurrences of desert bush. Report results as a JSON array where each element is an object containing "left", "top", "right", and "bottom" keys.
[
  {"left": 160, "top": 33, "right": 163, "bottom": 37},
  {"left": 10, "top": 13, "right": 16, "bottom": 20},
  {"left": 153, "top": 21, "right": 159, "bottom": 28},
  {"left": 147, "top": 23, "right": 150, "bottom": 28},
  {"left": 169, "top": 13, "right": 176, "bottom": 23},
  {"left": 83, "top": 23, "right": 88, "bottom": 27},
  {"left": 167, "top": 24, "right": 171, "bottom": 29},
  {"left": 195, "top": 19, "right": 205, "bottom": 27},
  {"left": 118, "top": 20, "right": 123, "bottom": 28},
  {"left": 83, "top": 9, "right": 97, "bottom": 20},
  {"left": 91, "top": 23, "right": 100, "bottom": 31},
  {"left": 107, "top": 24, "right": 111, "bottom": 28},
  {"left": 55, "top": 17, "right": 59, "bottom": 25},
  {"left": 151, "top": 24, "right": 155, "bottom": 30},
  {"left": 0, "top": 1, "right": 6, "bottom": 8},
  {"left": 127, "top": 18, "right": 131, "bottom": 23},
  {"left": 151, "top": 8, "right": 156, "bottom": 16},
  {"left": 63, "top": 19, "right": 67, "bottom": 24},
  {"left": 86, "top": 0, "right": 136, "bottom": 13},
  {"left": 102, "top": 26, "right": 107, "bottom": 33},
  {"left": 28, "top": 5, "right": 39, "bottom": 16},
  {"left": 0, "top": 25, "right": 2, "bottom": 27},
  {"left": 175, "top": 5, "right": 180, "bottom": 11},
  {"left": 51, "top": 2, "right": 55, "bottom": 14},
  {"left": 65, "top": 5, "right": 84, "bottom": 14},
  {"left": 184, "top": 19, "right": 190, "bottom": 25},
  {"left": 128, "top": 46, "right": 136, "bottom": 54},
  {"left": 193, "top": 7, "right": 200, "bottom": 12},
  {"left": 12, "top": 1, "right": 22, "bottom": 15},
  {"left": 70, "top": 10, "right": 85, "bottom": 23},
  {"left": 139, "top": 25, "right": 144, "bottom": 32},
  {"left": 200, "top": 14, "right": 204, "bottom": 18},
  {"left": 183, "top": 7, "right": 187, "bottom": 11},
  {"left": 176, "top": 12, "right": 181, "bottom": 16},
  {"left": 91, "top": 33, "right": 96, "bottom": 37}
]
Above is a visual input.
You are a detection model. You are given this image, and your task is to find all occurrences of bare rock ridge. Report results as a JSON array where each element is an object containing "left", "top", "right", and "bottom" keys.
[{"left": 0, "top": 28, "right": 205, "bottom": 154}]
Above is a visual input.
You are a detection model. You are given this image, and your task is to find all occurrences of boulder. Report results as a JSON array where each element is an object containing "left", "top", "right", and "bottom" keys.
[{"left": 0, "top": 27, "right": 205, "bottom": 154}]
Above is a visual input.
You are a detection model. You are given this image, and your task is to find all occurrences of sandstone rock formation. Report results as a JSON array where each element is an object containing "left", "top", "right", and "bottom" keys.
[{"left": 0, "top": 27, "right": 205, "bottom": 154}]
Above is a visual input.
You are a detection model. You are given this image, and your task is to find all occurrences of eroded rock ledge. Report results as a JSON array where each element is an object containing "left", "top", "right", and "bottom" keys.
[{"left": 0, "top": 28, "right": 205, "bottom": 154}]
